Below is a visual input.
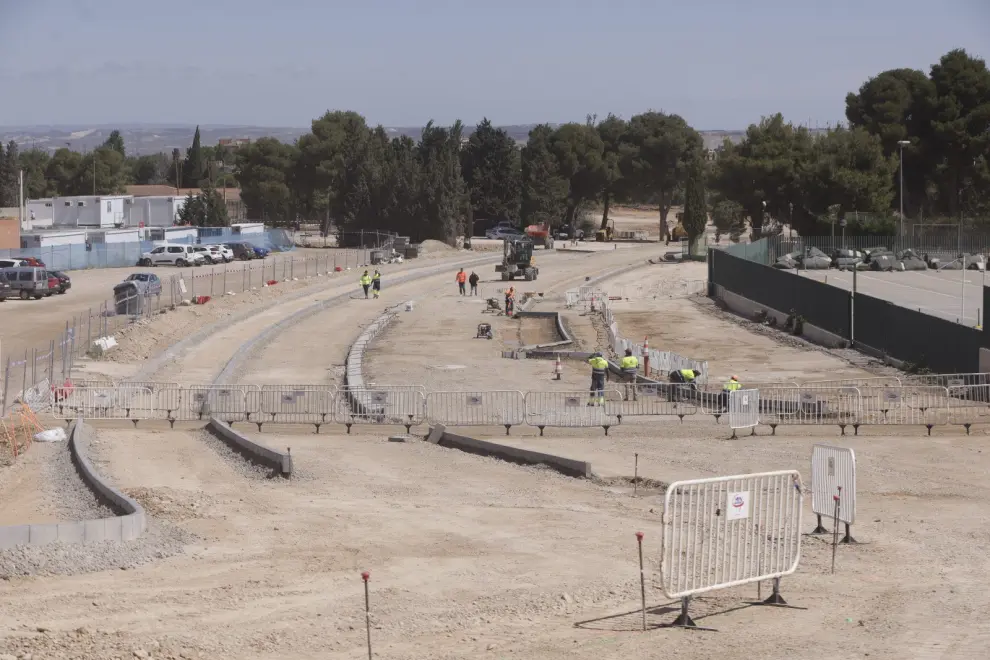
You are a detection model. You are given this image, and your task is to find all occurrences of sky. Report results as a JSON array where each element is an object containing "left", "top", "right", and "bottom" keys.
[{"left": 0, "top": 0, "right": 988, "bottom": 130}]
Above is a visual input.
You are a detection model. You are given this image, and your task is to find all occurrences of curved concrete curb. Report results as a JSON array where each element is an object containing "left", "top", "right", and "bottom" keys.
[
  {"left": 207, "top": 418, "right": 292, "bottom": 477},
  {"left": 429, "top": 426, "right": 591, "bottom": 478},
  {"left": 343, "top": 305, "right": 406, "bottom": 416},
  {"left": 0, "top": 419, "right": 146, "bottom": 549}
]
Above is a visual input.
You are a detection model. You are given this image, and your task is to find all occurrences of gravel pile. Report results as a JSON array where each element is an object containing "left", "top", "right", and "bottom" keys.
[
  {"left": 198, "top": 428, "right": 279, "bottom": 481},
  {"left": 41, "top": 439, "right": 114, "bottom": 522}
]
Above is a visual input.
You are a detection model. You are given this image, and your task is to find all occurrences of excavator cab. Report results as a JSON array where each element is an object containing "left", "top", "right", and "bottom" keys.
[{"left": 496, "top": 238, "right": 539, "bottom": 281}]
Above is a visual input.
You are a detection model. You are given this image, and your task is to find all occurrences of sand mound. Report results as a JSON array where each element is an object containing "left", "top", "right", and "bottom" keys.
[{"left": 418, "top": 239, "right": 456, "bottom": 254}]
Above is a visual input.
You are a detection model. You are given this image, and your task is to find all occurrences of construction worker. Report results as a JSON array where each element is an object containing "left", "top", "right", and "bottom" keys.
[
  {"left": 359, "top": 270, "right": 372, "bottom": 299},
  {"left": 669, "top": 368, "right": 699, "bottom": 385},
  {"left": 587, "top": 352, "right": 609, "bottom": 406},
  {"left": 468, "top": 271, "right": 480, "bottom": 296},
  {"left": 504, "top": 287, "right": 515, "bottom": 316},
  {"left": 371, "top": 269, "right": 382, "bottom": 299},
  {"left": 720, "top": 374, "right": 742, "bottom": 410},
  {"left": 620, "top": 348, "right": 639, "bottom": 401},
  {"left": 456, "top": 268, "right": 467, "bottom": 296}
]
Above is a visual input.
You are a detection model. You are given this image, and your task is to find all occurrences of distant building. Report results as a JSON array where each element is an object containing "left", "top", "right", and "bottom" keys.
[
  {"left": 218, "top": 138, "right": 251, "bottom": 149},
  {"left": 126, "top": 185, "right": 245, "bottom": 221},
  {"left": 53, "top": 195, "right": 131, "bottom": 228}
]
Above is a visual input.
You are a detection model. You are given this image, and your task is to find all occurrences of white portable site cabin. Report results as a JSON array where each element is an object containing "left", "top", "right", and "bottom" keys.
[
  {"left": 20, "top": 230, "right": 87, "bottom": 248},
  {"left": 52, "top": 195, "right": 132, "bottom": 228},
  {"left": 127, "top": 196, "right": 186, "bottom": 228}
]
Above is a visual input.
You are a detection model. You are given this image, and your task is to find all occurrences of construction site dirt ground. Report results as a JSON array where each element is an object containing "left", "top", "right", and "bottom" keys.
[{"left": 2, "top": 249, "right": 989, "bottom": 658}]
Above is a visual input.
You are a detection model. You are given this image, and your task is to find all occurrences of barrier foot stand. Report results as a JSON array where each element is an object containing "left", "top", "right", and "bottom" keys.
[
  {"left": 754, "top": 578, "right": 805, "bottom": 610},
  {"left": 964, "top": 423, "right": 971, "bottom": 435},
  {"left": 666, "top": 597, "right": 716, "bottom": 632},
  {"left": 811, "top": 514, "right": 829, "bottom": 535},
  {"left": 840, "top": 523, "right": 858, "bottom": 544},
  {"left": 504, "top": 424, "right": 511, "bottom": 436}
]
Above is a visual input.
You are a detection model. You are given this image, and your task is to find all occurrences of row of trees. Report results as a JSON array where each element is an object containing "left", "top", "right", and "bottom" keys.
[
  {"left": 0, "top": 126, "right": 235, "bottom": 207},
  {"left": 1, "top": 48, "right": 985, "bottom": 242}
]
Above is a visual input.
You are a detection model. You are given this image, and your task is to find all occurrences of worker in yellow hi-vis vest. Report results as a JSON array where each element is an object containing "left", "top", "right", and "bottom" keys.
[
  {"left": 588, "top": 352, "right": 609, "bottom": 406},
  {"left": 359, "top": 270, "right": 372, "bottom": 299}
]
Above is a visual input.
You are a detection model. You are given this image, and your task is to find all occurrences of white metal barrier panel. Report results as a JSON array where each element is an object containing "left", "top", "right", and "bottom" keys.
[
  {"left": 905, "top": 372, "right": 990, "bottom": 389},
  {"left": 524, "top": 390, "right": 621, "bottom": 435},
  {"left": 659, "top": 471, "right": 804, "bottom": 603},
  {"left": 336, "top": 386, "right": 426, "bottom": 432},
  {"left": 810, "top": 444, "right": 856, "bottom": 541},
  {"left": 858, "top": 386, "right": 949, "bottom": 430},
  {"left": 55, "top": 386, "right": 156, "bottom": 421},
  {"left": 249, "top": 385, "right": 337, "bottom": 429},
  {"left": 728, "top": 389, "right": 759, "bottom": 435},
  {"left": 185, "top": 385, "right": 259, "bottom": 423},
  {"left": 945, "top": 385, "right": 990, "bottom": 430},
  {"left": 604, "top": 384, "right": 699, "bottom": 421},
  {"left": 425, "top": 391, "right": 525, "bottom": 433},
  {"left": 759, "top": 387, "right": 862, "bottom": 432}
]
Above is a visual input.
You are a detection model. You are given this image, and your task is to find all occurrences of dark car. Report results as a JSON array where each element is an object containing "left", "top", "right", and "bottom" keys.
[
  {"left": 10, "top": 256, "right": 45, "bottom": 267},
  {"left": 0, "top": 272, "right": 11, "bottom": 301},
  {"left": 225, "top": 242, "right": 255, "bottom": 260},
  {"left": 49, "top": 270, "right": 71, "bottom": 294},
  {"left": 251, "top": 245, "right": 270, "bottom": 258},
  {"left": 124, "top": 272, "right": 163, "bottom": 296}
]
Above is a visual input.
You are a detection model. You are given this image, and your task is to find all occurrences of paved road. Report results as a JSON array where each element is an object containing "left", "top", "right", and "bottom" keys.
[{"left": 798, "top": 268, "right": 986, "bottom": 326}]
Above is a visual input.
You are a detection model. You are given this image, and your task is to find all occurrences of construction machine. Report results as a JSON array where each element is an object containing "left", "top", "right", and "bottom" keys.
[
  {"left": 524, "top": 222, "right": 554, "bottom": 249},
  {"left": 595, "top": 219, "right": 615, "bottom": 242},
  {"left": 495, "top": 237, "right": 539, "bottom": 281}
]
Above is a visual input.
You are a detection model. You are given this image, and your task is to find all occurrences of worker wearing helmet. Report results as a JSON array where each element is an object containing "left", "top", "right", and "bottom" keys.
[
  {"left": 620, "top": 348, "right": 639, "bottom": 401},
  {"left": 721, "top": 374, "right": 742, "bottom": 410},
  {"left": 588, "top": 352, "right": 609, "bottom": 406}
]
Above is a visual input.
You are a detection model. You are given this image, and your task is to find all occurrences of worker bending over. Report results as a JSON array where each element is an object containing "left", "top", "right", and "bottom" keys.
[
  {"left": 372, "top": 270, "right": 382, "bottom": 299},
  {"left": 620, "top": 348, "right": 639, "bottom": 401},
  {"left": 359, "top": 270, "right": 372, "bottom": 299},
  {"left": 588, "top": 352, "right": 609, "bottom": 406},
  {"left": 669, "top": 368, "right": 700, "bottom": 391}
]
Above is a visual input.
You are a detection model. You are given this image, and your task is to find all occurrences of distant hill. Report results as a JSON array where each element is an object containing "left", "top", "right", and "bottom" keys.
[{"left": 0, "top": 123, "right": 751, "bottom": 156}]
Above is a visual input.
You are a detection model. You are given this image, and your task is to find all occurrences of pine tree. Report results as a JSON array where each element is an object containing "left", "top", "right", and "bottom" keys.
[
  {"left": 0, "top": 140, "right": 20, "bottom": 208},
  {"left": 183, "top": 126, "right": 204, "bottom": 188},
  {"left": 682, "top": 160, "right": 708, "bottom": 251}
]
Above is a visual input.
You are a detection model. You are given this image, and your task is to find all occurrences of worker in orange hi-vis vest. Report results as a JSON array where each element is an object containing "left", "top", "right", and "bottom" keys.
[{"left": 456, "top": 268, "right": 467, "bottom": 295}]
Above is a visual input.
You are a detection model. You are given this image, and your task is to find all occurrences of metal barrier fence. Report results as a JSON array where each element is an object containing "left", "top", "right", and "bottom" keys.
[
  {"left": 0, "top": 250, "right": 372, "bottom": 416},
  {"left": 810, "top": 444, "right": 857, "bottom": 541},
  {"left": 54, "top": 385, "right": 155, "bottom": 422},
  {"left": 524, "top": 390, "right": 622, "bottom": 435},
  {"left": 27, "top": 376, "right": 990, "bottom": 435},
  {"left": 338, "top": 386, "right": 427, "bottom": 433},
  {"left": 425, "top": 391, "right": 526, "bottom": 433},
  {"left": 658, "top": 470, "right": 804, "bottom": 624},
  {"left": 604, "top": 384, "right": 699, "bottom": 421},
  {"left": 728, "top": 389, "right": 760, "bottom": 436}
]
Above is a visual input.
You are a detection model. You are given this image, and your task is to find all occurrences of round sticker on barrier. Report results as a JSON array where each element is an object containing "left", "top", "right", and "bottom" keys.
[
  {"left": 466, "top": 396, "right": 482, "bottom": 405},
  {"left": 800, "top": 392, "right": 816, "bottom": 404},
  {"left": 948, "top": 378, "right": 964, "bottom": 387},
  {"left": 370, "top": 391, "right": 387, "bottom": 404},
  {"left": 726, "top": 491, "right": 750, "bottom": 521},
  {"left": 281, "top": 394, "right": 296, "bottom": 403},
  {"left": 884, "top": 389, "right": 901, "bottom": 402},
  {"left": 565, "top": 397, "right": 580, "bottom": 407}
]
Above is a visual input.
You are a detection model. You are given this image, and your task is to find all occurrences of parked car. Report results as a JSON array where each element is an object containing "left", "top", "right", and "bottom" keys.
[
  {"left": 124, "top": 272, "right": 163, "bottom": 297},
  {"left": 191, "top": 245, "right": 220, "bottom": 264},
  {"left": 251, "top": 245, "right": 270, "bottom": 258},
  {"left": 45, "top": 274, "right": 60, "bottom": 296},
  {"left": 0, "top": 258, "right": 27, "bottom": 268},
  {"left": 225, "top": 242, "right": 256, "bottom": 260},
  {"left": 485, "top": 227, "right": 525, "bottom": 240},
  {"left": 0, "top": 272, "right": 11, "bottom": 301},
  {"left": 209, "top": 244, "right": 234, "bottom": 262},
  {"left": 9, "top": 256, "right": 45, "bottom": 267},
  {"left": 124, "top": 272, "right": 163, "bottom": 296},
  {"left": 138, "top": 244, "right": 207, "bottom": 267},
  {"left": 49, "top": 270, "right": 71, "bottom": 294},
  {"left": 0, "top": 266, "right": 50, "bottom": 299}
]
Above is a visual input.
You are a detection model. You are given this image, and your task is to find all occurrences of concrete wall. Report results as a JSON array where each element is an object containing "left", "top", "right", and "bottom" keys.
[
  {"left": 206, "top": 418, "right": 292, "bottom": 477},
  {"left": 0, "top": 216, "right": 19, "bottom": 249},
  {"left": 713, "top": 284, "right": 850, "bottom": 349},
  {"left": 0, "top": 419, "right": 147, "bottom": 549},
  {"left": 432, "top": 428, "right": 592, "bottom": 478}
]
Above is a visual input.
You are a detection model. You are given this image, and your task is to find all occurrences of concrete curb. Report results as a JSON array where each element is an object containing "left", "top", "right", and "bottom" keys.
[
  {"left": 512, "top": 310, "right": 574, "bottom": 351},
  {"left": 342, "top": 304, "right": 410, "bottom": 418},
  {"left": 207, "top": 418, "right": 292, "bottom": 477},
  {"left": 0, "top": 419, "right": 147, "bottom": 549},
  {"left": 429, "top": 427, "right": 592, "bottom": 478}
]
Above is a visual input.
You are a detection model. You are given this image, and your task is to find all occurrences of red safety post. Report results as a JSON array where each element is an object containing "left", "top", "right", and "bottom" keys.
[{"left": 636, "top": 531, "right": 646, "bottom": 631}]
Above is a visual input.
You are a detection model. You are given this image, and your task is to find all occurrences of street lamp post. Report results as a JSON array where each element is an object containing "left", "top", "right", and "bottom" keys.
[{"left": 898, "top": 140, "right": 910, "bottom": 241}]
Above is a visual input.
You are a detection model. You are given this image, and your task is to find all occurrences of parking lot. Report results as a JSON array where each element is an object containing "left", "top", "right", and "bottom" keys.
[{"left": 798, "top": 267, "right": 985, "bottom": 326}]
